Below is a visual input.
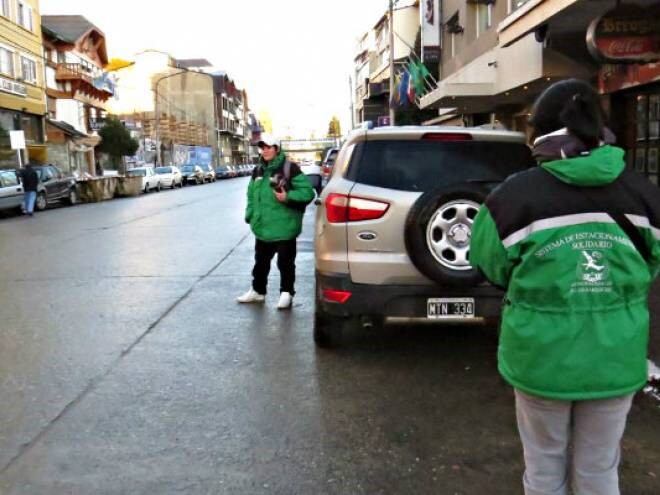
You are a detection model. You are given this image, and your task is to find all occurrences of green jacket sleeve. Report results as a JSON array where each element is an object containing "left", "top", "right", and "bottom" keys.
[
  {"left": 245, "top": 180, "right": 254, "bottom": 223},
  {"left": 286, "top": 172, "right": 315, "bottom": 206},
  {"left": 471, "top": 205, "right": 514, "bottom": 289}
]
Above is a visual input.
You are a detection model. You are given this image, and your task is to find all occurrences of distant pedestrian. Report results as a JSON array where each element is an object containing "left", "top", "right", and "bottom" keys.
[
  {"left": 19, "top": 163, "right": 39, "bottom": 216},
  {"left": 237, "top": 134, "right": 314, "bottom": 309},
  {"left": 471, "top": 79, "right": 660, "bottom": 495}
]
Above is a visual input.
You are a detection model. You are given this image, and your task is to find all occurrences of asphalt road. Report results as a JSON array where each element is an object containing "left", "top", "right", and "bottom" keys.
[{"left": 0, "top": 179, "right": 658, "bottom": 494}]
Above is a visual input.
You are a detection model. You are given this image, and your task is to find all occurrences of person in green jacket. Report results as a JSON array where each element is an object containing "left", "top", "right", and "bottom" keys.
[
  {"left": 237, "top": 134, "right": 314, "bottom": 309},
  {"left": 471, "top": 79, "right": 660, "bottom": 495}
]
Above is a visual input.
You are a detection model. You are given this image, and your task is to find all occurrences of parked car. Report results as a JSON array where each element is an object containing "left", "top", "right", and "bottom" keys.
[
  {"left": 214, "top": 166, "right": 231, "bottom": 179},
  {"left": 227, "top": 165, "right": 239, "bottom": 178},
  {"left": 313, "top": 126, "right": 534, "bottom": 347},
  {"left": 0, "top": 169, "right": 23, "bottom": 213},
  {"left": 321, "top": 147, "right": 339, "bottom": 187},
  {"left": 180, "top": 164, "right": 204, "bottom": 185},
  {"left": 199, "top": 164, "right": 216, "bottom": 183},
  {"left": 127, "top": 166, "right": 161, "bottom": 193},
  {"left": 31, "top": 164, "right": 79, "bottom": 210},
  {"left": 298, "top": 160, "right": 322, "bottom": 195},
  {"left": 155, "top": 166, "right": 183, "bottom": 189}
]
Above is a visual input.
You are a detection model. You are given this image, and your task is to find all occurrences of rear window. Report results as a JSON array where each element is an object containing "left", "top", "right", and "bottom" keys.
[
  {"left": 348, "top": 140, "right": 533, "bottom": 192},
  {"left": 127, "top": 169, "right": 146, "bottom": 177},
  {"left": 156, "top": 167, "right": 171, "bottom": 174}
]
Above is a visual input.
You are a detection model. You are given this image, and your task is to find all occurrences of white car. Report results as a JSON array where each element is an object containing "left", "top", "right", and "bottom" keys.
[
  {"left": 127, "top": 166, "right": 161, "bottom": 193},
  {"left": 155, "top": 166, "right": 183, "bottom": 189},
  {"left": 298, "top": 161, "right": 322, "bottom": 194}
]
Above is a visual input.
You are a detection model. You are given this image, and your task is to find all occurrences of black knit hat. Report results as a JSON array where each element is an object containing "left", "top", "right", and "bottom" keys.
[{"left": 529, "top": 79, "right": 605, "bottom": 147}]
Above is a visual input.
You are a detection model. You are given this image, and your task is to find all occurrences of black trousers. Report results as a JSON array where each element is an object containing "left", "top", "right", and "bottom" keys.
[{"left": 252, "top": 239, "right": 297, "bottom": 296}]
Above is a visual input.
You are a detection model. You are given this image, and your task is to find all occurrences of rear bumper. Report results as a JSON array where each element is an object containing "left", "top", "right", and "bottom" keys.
[{"left": 316, "top": 272, "right": 504, "bottom": 324}]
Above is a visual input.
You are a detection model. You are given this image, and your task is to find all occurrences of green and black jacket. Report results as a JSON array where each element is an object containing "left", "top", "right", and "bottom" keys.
[
  {"left": 471, "top": 146, "right": 660, "bottom": 400},
  {"left": 245, "top": 151, "right": 314, "bottom": 242}
]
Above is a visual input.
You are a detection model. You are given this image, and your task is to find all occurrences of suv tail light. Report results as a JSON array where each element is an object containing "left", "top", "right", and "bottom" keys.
[
  {"left": 322, "top": 289, "right": 352, "bottom": 304},
  {"left": 421, "top": 132, "right": 472, "bottom": 141},
  {"left": 325, "top": 193, "right": 389, "bottom": 223}
]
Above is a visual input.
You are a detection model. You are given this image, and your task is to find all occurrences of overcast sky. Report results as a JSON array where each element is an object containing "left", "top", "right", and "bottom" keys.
[{"left": 41, "top": 0, "right": 388, "bottom": 138}]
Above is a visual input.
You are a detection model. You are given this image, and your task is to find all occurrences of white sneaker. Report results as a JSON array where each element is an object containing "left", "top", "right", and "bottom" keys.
[
  {"left": 236, "top": 289, "right": 265, "bottom": 304},
  {"left": 277, "top": 292, "right": 293, "bottom": 310}
]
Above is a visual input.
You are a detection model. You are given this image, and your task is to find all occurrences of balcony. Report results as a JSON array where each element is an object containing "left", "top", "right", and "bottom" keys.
[{"left": 55, "top": 63, "right": 114, "bottom": 100}]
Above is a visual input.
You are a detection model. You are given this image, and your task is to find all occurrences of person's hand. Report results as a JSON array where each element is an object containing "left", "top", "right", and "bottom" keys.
[{"left": 274, "top": 188, "right": 287, "bottom": 203}]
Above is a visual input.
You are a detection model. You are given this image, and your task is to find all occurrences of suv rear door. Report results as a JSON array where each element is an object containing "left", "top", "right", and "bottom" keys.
[{"left": 344, "top": 135, "right": 533, "bottom": 285}]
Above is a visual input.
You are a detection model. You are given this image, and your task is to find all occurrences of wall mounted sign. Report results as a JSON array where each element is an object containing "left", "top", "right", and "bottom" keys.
[
  {"left": 0, "top": 76, "right": 27, "bottom": 97},
  {"left": 587, "top": 4, "right": 660, "bottom": 64}
]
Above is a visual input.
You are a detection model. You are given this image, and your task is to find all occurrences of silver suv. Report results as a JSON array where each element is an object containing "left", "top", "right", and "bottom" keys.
[{"left": 313, "top": 126, "right": 534, "bottom": 347}]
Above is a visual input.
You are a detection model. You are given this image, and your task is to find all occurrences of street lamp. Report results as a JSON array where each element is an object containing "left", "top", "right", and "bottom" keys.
[{"left": 154, "top": 69, "right": 189, "bottom": 166}]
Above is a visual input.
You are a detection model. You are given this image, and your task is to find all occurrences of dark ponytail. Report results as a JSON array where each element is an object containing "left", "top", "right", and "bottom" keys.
[
  {"left": 529, "top": 79, "right": 606, "bottom": 149},
  {"left": 559, "top": 92, "right": 603, "bottom": 149}
]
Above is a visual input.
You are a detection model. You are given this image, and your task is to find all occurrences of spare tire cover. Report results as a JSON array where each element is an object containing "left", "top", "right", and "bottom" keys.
[{"left": 404, "top": 183, "right": 489, "bottom": 286}]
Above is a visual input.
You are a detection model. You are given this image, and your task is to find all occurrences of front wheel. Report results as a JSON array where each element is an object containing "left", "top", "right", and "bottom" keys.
[{"left": 156, "top": 182, "right": 161, "bottom": 192}]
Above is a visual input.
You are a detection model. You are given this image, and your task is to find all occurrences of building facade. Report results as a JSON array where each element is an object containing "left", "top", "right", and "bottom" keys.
[
  {"left": 107, "top": 50, "right": 216, "bottom": 169},
  {"left": 0, "top": 0, "right": 46, "bottom": 168},
  {"left": 41, "top": 15, "right": 113, "bottom": 175},
  {"left": 420, "top": 0, "right": 659, "bottom": 189}
]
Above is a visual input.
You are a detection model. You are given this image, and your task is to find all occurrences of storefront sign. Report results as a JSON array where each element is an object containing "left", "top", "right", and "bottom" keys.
[
  {"left": 587, "top": 4, "right": 660, "bottom": 64},
  {"left": 599, "top": 62, "right": 660, "bottom": 94},
  {"left": 0, "top": 76, "right": 27, "bottom": 97},
  {"left": 420, "top": 0, "right": 441, "bottom": 64}
]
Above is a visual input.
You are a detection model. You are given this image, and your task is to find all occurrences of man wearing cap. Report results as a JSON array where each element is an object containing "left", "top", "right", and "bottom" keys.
[{"left": 237, "top": 134, "right": 315, "bottom": 309}]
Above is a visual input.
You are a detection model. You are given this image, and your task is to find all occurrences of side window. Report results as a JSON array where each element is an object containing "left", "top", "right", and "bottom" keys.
[
  {"left": 41, "top": 168, "right": 54, "bottom": 181},
  {"left": 0, "top": 171, "right": 18, "bottom": 187}
]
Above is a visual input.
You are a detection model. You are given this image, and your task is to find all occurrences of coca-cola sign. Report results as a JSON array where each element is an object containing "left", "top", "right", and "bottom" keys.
[{"left": 587, "top": 4, "right": 660, "bottom": 64}]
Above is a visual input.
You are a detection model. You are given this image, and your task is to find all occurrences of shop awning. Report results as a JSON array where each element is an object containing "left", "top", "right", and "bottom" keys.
[
  {"left": 47, "top": 119, "right": 87, "bottom": 138},
  {"left": 420, "top": 82, "right": 496, "bottom": 109}
]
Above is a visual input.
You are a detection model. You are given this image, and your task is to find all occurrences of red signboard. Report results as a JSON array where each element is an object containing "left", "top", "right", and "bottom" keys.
[
  {"left": 599, "top": 62, "right": 660, "bottom": 94},
  {"left": 587, "top": 4, "right": 660, "bottom": 64}
]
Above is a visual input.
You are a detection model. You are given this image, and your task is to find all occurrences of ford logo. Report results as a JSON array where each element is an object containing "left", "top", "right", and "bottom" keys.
[{"left": 358, "top": 232, "right": 377, "bottom": 241}]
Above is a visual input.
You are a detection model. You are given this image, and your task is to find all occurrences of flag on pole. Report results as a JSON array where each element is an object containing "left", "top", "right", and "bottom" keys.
[
  {"left": 389, "top": 71, "right": 401, "bottom": 109},
  {"left": 398, "top": 70, "right": 410, "bottom": 107}
]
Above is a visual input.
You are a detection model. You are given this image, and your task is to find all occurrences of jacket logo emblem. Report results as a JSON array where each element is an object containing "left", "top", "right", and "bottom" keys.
[{"left": 578, "top": 250, "right": 610, "bottom": 284}]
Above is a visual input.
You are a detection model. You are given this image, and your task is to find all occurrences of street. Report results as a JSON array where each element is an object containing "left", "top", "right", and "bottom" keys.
[{"left": 0, "top": 180, "right": 658, "bottom": 495}]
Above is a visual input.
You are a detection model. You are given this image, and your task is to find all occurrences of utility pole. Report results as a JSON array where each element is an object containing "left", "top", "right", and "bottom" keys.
[
  {"left": 388, "top": 0, "right": 396, "bottom": 126},
  {"left": 349, "top": 75, "right": 355, "bottom": 130}
]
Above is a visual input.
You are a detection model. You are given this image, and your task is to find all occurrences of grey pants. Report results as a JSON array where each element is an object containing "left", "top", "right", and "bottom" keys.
[{"left": 514, "top": 389, "right": 634, "bottom": 495}]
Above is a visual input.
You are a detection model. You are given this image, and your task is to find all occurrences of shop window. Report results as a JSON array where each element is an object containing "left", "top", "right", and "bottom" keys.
[
  {"left": 631, "top": 95, "right": 660, "bottom": 185},
  {"left": 20, "top": 114, "right": 43, "bottom": 144}
]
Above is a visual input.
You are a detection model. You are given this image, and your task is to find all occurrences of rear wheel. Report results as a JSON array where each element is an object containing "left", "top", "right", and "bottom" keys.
[
  {"left": 144, "top": 184, "right": 149, "bottom": 193},
  {"left": 35, "top": 192, "right": 47, "bottom": 211},
  {"left": 313, "top": 310, "right": 343, "bottom": 348},
  {"left": 67, "top": 188, "right": 78, "bottom": 205},
  {"left": 156, "top": 182, "right": 161, "bottom": 192}
]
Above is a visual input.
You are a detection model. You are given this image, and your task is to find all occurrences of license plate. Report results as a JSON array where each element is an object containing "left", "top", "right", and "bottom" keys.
[{"left": 427, "top": 298, "right": 475, "bottom": 319}]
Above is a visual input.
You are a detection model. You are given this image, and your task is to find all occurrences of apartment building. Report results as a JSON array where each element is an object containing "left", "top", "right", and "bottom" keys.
[
  {"left": 213, "top": 71, "right": 249, "bottom": 164},
  {"left": 353, "top": 1, "right": 420, "bottom": 126},
  {"left": 0, "top": 0, "right": 46, "bottom": 168},
  {"left": 41, "top": 15, "right": 113, "bottom": 175}
]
